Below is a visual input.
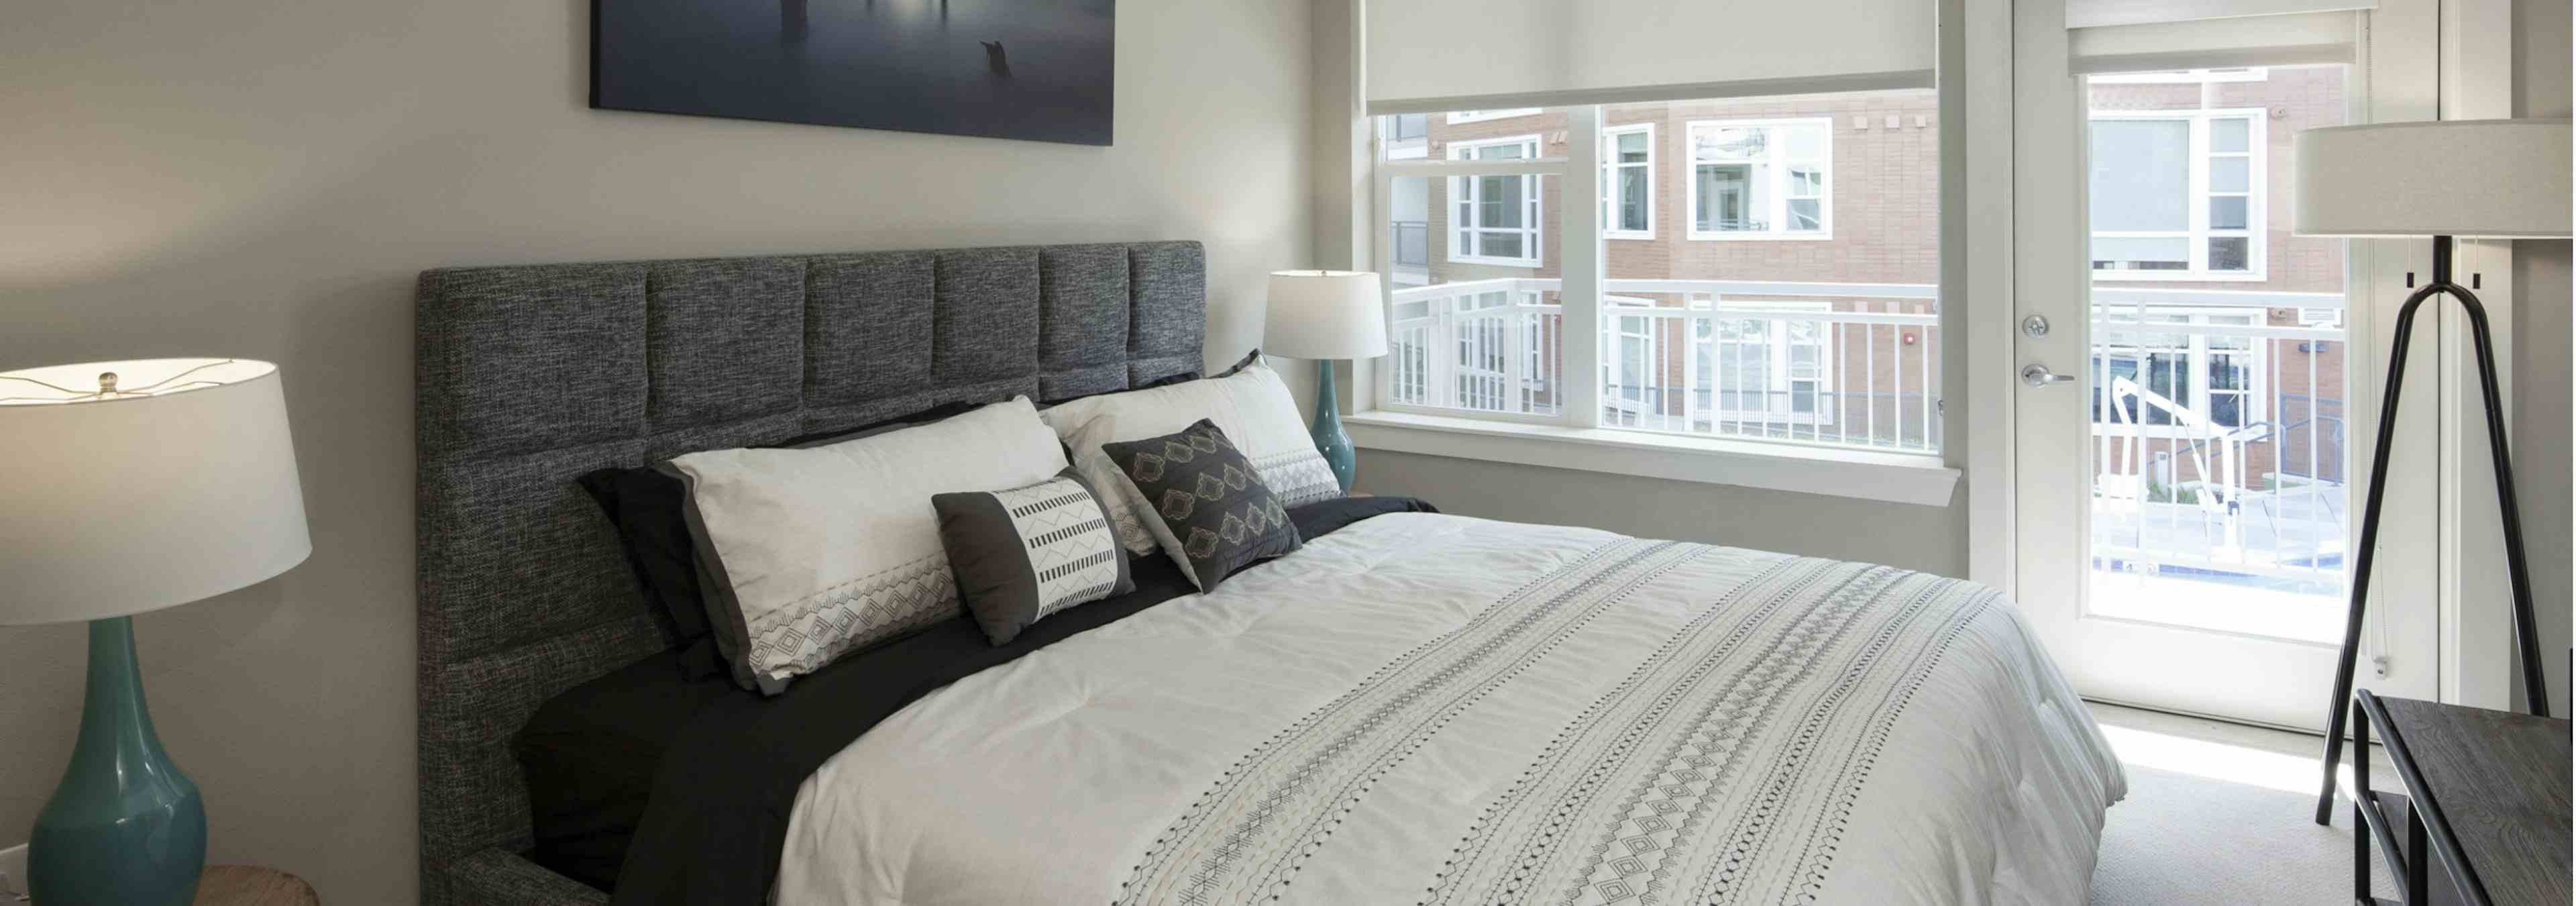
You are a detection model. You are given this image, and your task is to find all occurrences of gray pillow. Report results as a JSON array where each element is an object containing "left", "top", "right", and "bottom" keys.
[
  {"left": 1099, "top": 419, "right": 1301, "bottom": 591},
  {"left": 932, "top": 468, "right": 1135, "bottom": 644}
]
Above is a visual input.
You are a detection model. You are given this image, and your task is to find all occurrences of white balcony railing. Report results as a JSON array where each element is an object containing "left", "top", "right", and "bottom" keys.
[
  {"left": 2087, "top": 292, "right": 2349, "bottom": 589},
  {"left": 1386, "top": 277, "right": 1942, "bottom": 451},
  {"left": 1386, "top": 277, "right": 2352, "bottom": 589}
]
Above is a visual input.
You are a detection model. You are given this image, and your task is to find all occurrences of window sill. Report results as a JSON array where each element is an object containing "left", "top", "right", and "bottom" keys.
[
  {"left": 2090, "top": 270, "right": 2267, "bottom": 283},
  {"left": 1447, "top": 255, "right": 1543, "bottom": 268},
  {"left": 1342, "top": 409, "right": 1960, "bottom": 507},
  {"left": 1685, "top": 232, "right": 1835, "bottom": 242}
]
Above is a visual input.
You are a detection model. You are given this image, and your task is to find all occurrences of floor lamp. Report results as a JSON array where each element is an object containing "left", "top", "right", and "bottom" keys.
[{"left": 2299, "top": 118, "right": 2572, "bottom": 825}]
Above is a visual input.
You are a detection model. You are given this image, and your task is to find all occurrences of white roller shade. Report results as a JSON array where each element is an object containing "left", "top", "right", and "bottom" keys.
[
  {"left": 1364, "top": 0, "right": 1935, "bottom": 115},
  {"left": 2070, "top": 9, "right": 2365, "bottom": 74},
  {"left": 2070, "top": 0, "right": 2373, "bottom": 29}
]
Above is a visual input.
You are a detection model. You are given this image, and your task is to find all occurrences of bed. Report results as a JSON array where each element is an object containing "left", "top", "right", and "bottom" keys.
[{"left": 415, "top": 240, "right": 2125, "bottom": 906}]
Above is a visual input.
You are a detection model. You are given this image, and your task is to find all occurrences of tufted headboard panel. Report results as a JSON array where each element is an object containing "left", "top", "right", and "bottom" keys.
[{"left": 413, "top": 241, "right": 1205, "bottom": 904}]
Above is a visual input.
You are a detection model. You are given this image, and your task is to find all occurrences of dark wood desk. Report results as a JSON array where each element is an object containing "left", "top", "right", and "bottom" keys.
[{"left": 2346, "top": 691, "right": 2571, "bottom": 906}]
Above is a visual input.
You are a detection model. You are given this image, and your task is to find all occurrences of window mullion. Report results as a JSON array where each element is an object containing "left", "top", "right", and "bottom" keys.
[
  {"left": 2188, "top": 114, "right": 2210, "bottom": 275},
  {"left": 1769, "top": 134, "right": 1788, "bottom": 235},
  {"left": 1561, "top": 105, "right": 1604, "bottom": 429}
]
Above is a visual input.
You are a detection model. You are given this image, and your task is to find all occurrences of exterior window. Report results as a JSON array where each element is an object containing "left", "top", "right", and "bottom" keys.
[
  {"left": 1447, "top": 108, "right": 1541, "bottom": 124},
  {"left": 2088, "top": 109, "right": 2265, "bottom": 280},
  {"left": 1603, "top": 123, "right": 1654, "bottom": 239},
  {"left": 1383, "top": 113, "right": 1430, "bottom": 160},
  {"left": 1695, "top": 301, "right": 1834, "bottom": 421},
  {"left": 1603, "top": 297, "right": 1660, "bottom": 419},
  {"left": 1447, "top": 135, "right": 1544, "bottom": 267},
  {"left": 2091, "top": 308, "right": 2265, "bottom": 432},
  {"left": 1687, "top": 119, "right": 1832, "bottom": 240}
]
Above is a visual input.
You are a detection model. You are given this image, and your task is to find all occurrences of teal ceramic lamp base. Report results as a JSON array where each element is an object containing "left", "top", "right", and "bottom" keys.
[
  {"left": 1312, "top": 359, "right": 1356, "bottom": 491},
  {"left": 31, "top": 616, "right": 206, "bottom": 906}
]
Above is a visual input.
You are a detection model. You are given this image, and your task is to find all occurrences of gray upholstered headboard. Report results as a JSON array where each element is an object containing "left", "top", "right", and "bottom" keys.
[{"left": 414, "top": 241, "right": 1207, "bottom": 905}]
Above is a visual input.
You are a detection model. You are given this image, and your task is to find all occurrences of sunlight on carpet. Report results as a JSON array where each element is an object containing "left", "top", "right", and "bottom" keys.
[{"left": 2090, "top": 725, "right": 2390, "bottom": 905}]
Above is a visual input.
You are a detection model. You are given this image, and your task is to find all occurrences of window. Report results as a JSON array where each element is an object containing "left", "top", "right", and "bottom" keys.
[
  {"left": 1370, "top": 91, "right": 1940, "bottom": 460},
  {"left": 1383, "top": 285, "right": 1560, "bottom": 415},
  {"left": 1447, "top": 108, "right": 1542, "bottom": 124},
  {"left": 1603, "top": 123, "right": 1654, "bottom": 239},
  {"left": 2090, "top": 307, "right": 2265, "bottom": 433},
  {"left": 1695, "top": 301, "right": 1835, "bottom": 423},
  {"left": 2088, "top": 109, "right": 2265, "bottom": 280},
  {"left": 1603, "top": 297, "right": 1663, "bottom": 421},
  {"left": 1687, "top": 118, "right": 1832, "bottom": 240},
  {"left": 1383, "top": 113, "right": 1430, "bottom": 160},
  {"left": 1447, "top": 135, "right": 1544, "bottom": 267}
]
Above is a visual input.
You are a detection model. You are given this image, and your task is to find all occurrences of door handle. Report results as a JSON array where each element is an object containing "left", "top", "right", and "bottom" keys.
[{"left": 2021, "top": 364, "right": 2076, "bottom": 388}]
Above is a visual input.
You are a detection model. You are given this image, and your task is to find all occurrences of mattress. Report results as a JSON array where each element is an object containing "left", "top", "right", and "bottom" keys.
[{"left": 773, "top": 513, "right": 2127, "bottom": 905}]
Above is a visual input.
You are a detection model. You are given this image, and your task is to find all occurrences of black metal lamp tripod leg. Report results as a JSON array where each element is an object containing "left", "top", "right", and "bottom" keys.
[{"left": 2312, "top": 235, "right": 2550, "bottom": 825}]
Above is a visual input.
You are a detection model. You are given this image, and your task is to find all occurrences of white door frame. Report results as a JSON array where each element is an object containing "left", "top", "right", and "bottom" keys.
[{"left": 2430, "top": 0, "right": 2523, "bottom": 711}]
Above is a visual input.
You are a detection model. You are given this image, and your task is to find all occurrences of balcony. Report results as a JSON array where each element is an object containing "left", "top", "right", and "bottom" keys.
[
  {"left": 1384, "top": 277, "right": 2351, "bottom": 611},
  {"left": 2086, "top": 292, "right": 2350, "bottom": 638}
]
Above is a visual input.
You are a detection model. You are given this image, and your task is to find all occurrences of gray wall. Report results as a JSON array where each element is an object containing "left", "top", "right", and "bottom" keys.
[
  {"left": 2511, "top": 0, "right": 2572, "bottom": 713},
  {"left": 0, "top": 1, "right": 1315, "bottom": 902}
]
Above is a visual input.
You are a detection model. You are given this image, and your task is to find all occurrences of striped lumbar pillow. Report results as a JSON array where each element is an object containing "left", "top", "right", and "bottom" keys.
[{"left": 932, "top": 468, "right": 1135, "bottom": 645}]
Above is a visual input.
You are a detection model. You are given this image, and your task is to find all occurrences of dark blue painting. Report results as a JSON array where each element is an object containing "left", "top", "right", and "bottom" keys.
[{"left": 592, "top": 0, "right": 1115, "bottom": 146}]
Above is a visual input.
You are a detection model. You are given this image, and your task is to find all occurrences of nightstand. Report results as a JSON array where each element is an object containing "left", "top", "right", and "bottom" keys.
[
  {"left": 195, "top": 866, "right": 318, "bottom": 906},
  {"left": 2345, "top": 691, "right": 2571, "bottom": 906}
]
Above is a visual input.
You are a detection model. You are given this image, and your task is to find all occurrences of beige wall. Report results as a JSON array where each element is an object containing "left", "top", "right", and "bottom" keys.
[
  {"left": 2510, "top": 0, "right": 2572, "bottom": 714},
  {"left": 0, "top": 1, "right": 1315, "bottom": 902}
]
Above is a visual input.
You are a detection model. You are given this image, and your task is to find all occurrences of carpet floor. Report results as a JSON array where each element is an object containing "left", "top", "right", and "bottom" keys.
[
  {"left": 2090, "top": 763, "right": 2394, "bottom": 905},
  {"left": 2084, "top": 703, "right": 2403, "bottom": 905}
]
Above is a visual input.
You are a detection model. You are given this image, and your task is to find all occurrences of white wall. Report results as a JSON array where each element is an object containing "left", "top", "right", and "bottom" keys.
[
  {"left": 2510, "top": 0, "right": 2572, "bottom": 713},
  {"left": 0, "top": 1, "right": 1316, "bottom": 902}
]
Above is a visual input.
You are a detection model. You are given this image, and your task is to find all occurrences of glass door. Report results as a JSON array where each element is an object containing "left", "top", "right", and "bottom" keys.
[{"left": 2011, "top": 53, "right": 2440, "bottom": 729}]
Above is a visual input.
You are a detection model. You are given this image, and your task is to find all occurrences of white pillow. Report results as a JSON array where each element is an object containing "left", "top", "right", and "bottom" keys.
[
  {"left": 672, "top": 397, "right": 1067, "bottom": 693},
  {"left": 1042, "top": 356, "right": 1342, "bottom": 554}
]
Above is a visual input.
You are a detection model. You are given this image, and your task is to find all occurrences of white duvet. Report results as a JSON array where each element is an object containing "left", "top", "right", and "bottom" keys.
[{"left": 777, "top": 514, "right": 2126, "bottom": 905}]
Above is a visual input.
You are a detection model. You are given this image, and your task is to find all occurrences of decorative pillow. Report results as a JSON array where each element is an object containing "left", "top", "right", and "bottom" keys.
[
  {"left": 1098, "top": 419, "right": 1301, "bottom": 592},
  {"left": 1041, "top": 354, "right": 1341, "bottom": 555},
  {"left": 576, "top": 401, "right": 980, "bottom": 676},
  {"left": 932, "top": 468, "right": 1134, "bottom": 645},
  {"left": 669, "top": 397, "right": 1067, "bottom": 694}
]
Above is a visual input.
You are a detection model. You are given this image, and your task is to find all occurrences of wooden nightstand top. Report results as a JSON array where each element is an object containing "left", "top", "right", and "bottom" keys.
[
  {"left": 2360, "top": 695, "right": 2572, "bottom": 906},
  {"left": 195, "top": 866, "right": 318, "bottom": 906}
]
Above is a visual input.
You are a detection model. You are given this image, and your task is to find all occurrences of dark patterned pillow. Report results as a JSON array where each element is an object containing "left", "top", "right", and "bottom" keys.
[
  {"left": 932, "top": 468, "right": 1134, "bottom": 645},
  {"left": 1099, "top": 419, "right": 1301, "bottom": 591}
]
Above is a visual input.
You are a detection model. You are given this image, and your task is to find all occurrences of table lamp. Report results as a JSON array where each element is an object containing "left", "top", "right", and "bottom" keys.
[
  {"left": 1264, "top": 270, "right": 1389, "bottom": 491},
  {"left": 0, "top": 358, "right": 311, "bottom": 905},
  {"left": 2294, "top": 118, "right": 2572, "bottom": 824}
]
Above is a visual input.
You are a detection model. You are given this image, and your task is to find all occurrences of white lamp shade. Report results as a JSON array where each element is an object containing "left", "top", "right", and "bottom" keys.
[
  {"left": 2294, "top": 119, "right": 2573, "bottom": 238},
  {"left": 0, "top": 358, "right": 311, "bottom": 625},
  {"left": 1264, "top": 270, "right": 1389, "bottom": 360}
]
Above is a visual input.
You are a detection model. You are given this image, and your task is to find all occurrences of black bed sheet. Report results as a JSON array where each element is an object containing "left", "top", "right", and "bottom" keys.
[{"left": 512, "top": 494, "right": 1438, "bottom": 902}]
